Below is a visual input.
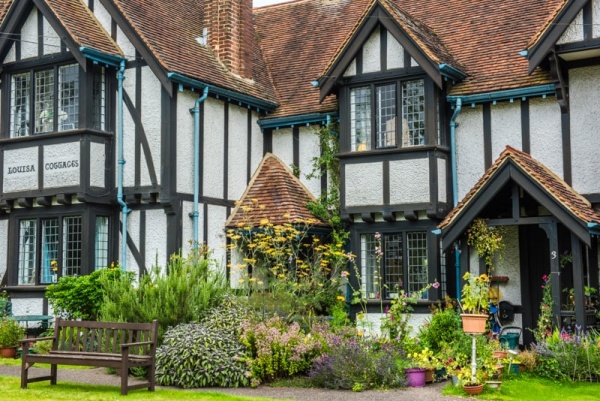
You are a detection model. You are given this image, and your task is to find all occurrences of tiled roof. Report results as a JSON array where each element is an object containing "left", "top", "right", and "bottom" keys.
[
  {"left": 46, "top": 0, "right": 122, "bottom": 57},
  {"left": 438, "top": 146, "right": 600, "bottom": 230},
  {"left": 0, "top": 0, "right": 12, "bottom": 24},
  {"left": 111, "top": 0, "right": 278, "bottom": 106},
  {"left": 225, "top": 153, "right": 329, "bottom": 228},
  {"left": 255, "top": 0, "right": 567, "bottom": 119}
]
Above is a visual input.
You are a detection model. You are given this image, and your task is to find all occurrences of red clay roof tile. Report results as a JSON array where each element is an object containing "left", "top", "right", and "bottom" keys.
[
  {"left": 225, "top": 153, "right": 328, "bottom": 228},
  {"left": 438, "top": 146, "right": 600, "bottom": 230}
]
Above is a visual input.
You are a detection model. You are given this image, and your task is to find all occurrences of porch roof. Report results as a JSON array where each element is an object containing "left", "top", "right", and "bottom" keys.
[{"left": 438, "top": 146, "right": 600, "bottom": 247}]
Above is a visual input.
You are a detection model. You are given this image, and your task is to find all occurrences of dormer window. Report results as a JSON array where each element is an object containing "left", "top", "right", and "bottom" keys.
[
  {"left": 8, "top": 63, "right": 106, "bottom": 138},
  {"left": 350, "top": 77, "right": 426, "bottom": 152}
]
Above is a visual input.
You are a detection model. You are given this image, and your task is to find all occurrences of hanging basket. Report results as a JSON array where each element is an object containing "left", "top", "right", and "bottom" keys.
[{"left": 460, "top": 313, "right": 488, "bottom": 334}]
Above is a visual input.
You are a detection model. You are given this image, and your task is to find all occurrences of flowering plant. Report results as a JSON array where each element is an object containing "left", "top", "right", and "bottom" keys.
[
  {"left": 460, "top": 272, "right": 490, "bottom": 314},
  {"left": 408, "top": 347, "right": 440, "bottom": 370}
]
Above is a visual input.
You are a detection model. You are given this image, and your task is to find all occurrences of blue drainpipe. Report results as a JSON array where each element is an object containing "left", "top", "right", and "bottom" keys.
[
  {"left": 450, "top": 98, "right": 463, "bottom": 298},
  {"left": 191, "top": 87, "right": 210, "bottom": 252},
  {"left": 116, "top": 60, "right": 130, "bottom": 270}
]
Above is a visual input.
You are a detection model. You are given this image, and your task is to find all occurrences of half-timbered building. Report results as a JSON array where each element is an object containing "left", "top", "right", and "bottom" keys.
[{"left": 1, "top": 0, "right": 600, "bottom": 345}]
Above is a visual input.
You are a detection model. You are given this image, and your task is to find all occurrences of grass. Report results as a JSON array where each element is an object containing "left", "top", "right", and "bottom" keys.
[
  {"left": 442, "top": 373, "right": 600, "bottom": 400},
  {"left": 0, "top": 376, "right": 289, "bottom": 401}
]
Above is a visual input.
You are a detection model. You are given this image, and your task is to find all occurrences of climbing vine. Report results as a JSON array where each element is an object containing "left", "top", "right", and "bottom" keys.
[{"left": 466, "top": 218, "right": 505, "bottom": 271}]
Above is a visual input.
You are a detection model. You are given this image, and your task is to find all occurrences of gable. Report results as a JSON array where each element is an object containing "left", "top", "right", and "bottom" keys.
[{"left": 317, "top": 1, "right": 464, "bottom": 102}]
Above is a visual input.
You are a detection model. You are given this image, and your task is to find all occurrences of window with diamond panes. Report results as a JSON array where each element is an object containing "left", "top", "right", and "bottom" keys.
[
  {"left": 351, "top": 87, "right": 371, "bottom": 151},
  {"left": 360, "top": 234, "right": 379, "bottom": 299},
  {"left": 92, "top": 66, "right": 106, "bottom": 130},
  {"left": 402, "top": 79, "right": 425, "bottom": 146},
  {"left": 40, "top": 218, "right": 59, "bottom": 284},
  {"left": 62, "top": 216, "right": 82, "bottom": 277},
  {"left": 95, "top": 216, "right": 109, "bottom": 270},
  {"left": 35, "top": 70, "right": 54, "bottom": 133},
  {"left": 383, "top": 234, "right": 403, "bottom": 298},
  {"left": 59, "top": 65, "right": 79, "bottom": 130},
  {"left": 10, "top": 73, "right": 30, "bottom": 137},
  {"left": 376, "top": 84, "right": 396, "bottom": 148},
  {"left": 407, "top": 232, "right": 428, "bottom": 297},
  {"left": 18, "top": 220, "right": 37, "bottom": 285}
]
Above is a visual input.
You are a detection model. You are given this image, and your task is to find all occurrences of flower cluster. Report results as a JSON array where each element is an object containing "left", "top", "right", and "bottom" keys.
[{"left": 460, "top": 272, "right": 490, "bottom": 314}]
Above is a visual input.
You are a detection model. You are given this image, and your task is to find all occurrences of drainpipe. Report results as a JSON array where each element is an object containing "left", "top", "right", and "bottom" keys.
[
  {"left": 191, "top": 87, "right": 210, "bottom": 252},
  {"left": 116, "top": 60, "right": 130, "bottom": 271},
  {"left": 450, "top": 98, "right": 463, "bottom": 298}
]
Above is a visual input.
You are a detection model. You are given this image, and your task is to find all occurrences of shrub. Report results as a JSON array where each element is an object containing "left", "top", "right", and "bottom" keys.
[
  {"left": 0, "top": 319, "right": 25, "bottom": 348},
  {"left": 417, "top": 299, "right": 462, "bottom": 353},
  {"left": 99, "top": 250, "right": 229, "bottom": 341},
  {"left": 46, "top": 267, "right": 125, "bottom": 320},
  {"left": 308, "top": 338, "right": 406, "bottom": 391},
  {"left": 155, "top": 297, "right": 253, "bottom": 388},
  {"left": 240, "top": 316, "right": 322, "bottom": 386}
]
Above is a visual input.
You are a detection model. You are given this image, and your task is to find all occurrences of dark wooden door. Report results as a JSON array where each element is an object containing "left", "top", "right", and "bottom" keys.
[{"left": 519, "top": 225, "right": 550, "bottom": 345}]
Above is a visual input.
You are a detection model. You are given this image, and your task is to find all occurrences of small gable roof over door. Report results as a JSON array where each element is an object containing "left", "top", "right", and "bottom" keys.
[
  {"left": 0, "top": 0, "right": 122, "bottom": 70},
  {"left": 438, "top": 146, "right": 600, "bottom": 248},
  {"left": 316, "top": 0, "right": 465, "bottom": 102},
  {"left": 225, "top": 153, "right": 329, "bottom": 229}
]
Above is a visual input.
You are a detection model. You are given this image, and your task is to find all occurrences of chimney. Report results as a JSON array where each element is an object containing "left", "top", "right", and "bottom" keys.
[{"left": 203, "top": 0, "right": 254, "bottom": 79}]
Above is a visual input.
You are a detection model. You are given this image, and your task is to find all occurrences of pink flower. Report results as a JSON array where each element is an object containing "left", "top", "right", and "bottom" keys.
[
  {"left": 432, "top": 282, "right": 440, "bottom": 289},
  {"left": 374, "top": 232, "right": 381, "bottom": 239}
]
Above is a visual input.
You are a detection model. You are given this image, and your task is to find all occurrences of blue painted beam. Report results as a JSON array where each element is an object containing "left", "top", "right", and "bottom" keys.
[
  {"left": 447, "top": 84, "right": 555, "bottom": 105},
  {"left": 258, "top": 112, "right": 337, "bottom": 130},
  {"left": 80, "top": 47, "right": 125, "bottom": 67}
]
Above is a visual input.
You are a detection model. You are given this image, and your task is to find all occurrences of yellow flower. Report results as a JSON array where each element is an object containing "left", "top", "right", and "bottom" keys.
[
  {"left": 479, "top": 274, "right": 489, "bottom": 282},
  {"left": 336, "top": 295, "right": 345, "bottom": 302}
]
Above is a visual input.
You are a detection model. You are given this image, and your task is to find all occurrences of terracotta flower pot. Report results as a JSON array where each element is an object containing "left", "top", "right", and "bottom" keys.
[
  {"left": 463, "top": 383, "right": 484, "bottom": 395},
  {"left": 460, "top": 313, "right": 488, "bottom": 334},
  {"left": 0, "top": 346, "right": 17, "bottom": 359},
  {"left": 424, "top": 368, "right": 434, "bottom": 383},
  {"left": 493, "top": 350, "right": 507, "bottom": 359}
]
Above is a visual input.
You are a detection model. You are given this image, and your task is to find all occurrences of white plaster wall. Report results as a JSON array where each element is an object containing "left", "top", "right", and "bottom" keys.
[
  {"left": 387, "top": 31, "right": 404, "bottom": 69},
  {"left": 11, "top": 298, "right": 43, "bottom": 317},
  {"left": 271, "top": 127, "right": 294, "bottom": 168},
  {"left": 357, "top": 312, "right": 431, "bottom": 338},
  {"left": 411, "top": 57, "right": 418, "bottom": 67},
  {"left": 228, "top": 105, "right": 249, "bottom": 201},
  {"left": 343, "top": 59, "right": 356, "bottom": 77},
  {"left": 206, "top": 205, "right": 227, "bottom": 269},
  {"left": 529, "top": 97, "right": 563, "bottom": 178},
  {"left": 569, "top": 66, "right": 600, "bottom": 194},
  {"left": 90, "top": 142, "right": 106, "bottom": 188},
  {"left": 116, "top": 26, "right": 136, "bottom": 61},
  {"left": 203, "top": 98, "right": 225, "bottom": 199},
  {"left": 491, "top": 101, "right": 521, "bottom": 159},
  {"left": 299, "top": 125, "right": 321, "bottom": 198},
  {"left": 389, "top": 158, "right": 430, "bottom": 204},
  {"left": 557, "top": 10, "right": 584, "bottom": 44},
  {"left": 250, "top": 112, "right": 264, "bottom": 176},
  {"left": 140, "top": 67, "right": 162, "bottom": 187},
  {"left": 43, "top": 143, "right": 80, "bottom": 188},
  {"left": 455, "top": 105, "right": 484, "bottom": 200},
  {"left": 437, "top": 157, "right": 447, "bottom": 204},
  {"left": 176, "top": 91, "right": 196, "bottom": 194},
  {"left": 4, "top": 42, "right": 15, "bottom": 63},
  {"left": 594, "top": 0, "right": 600, "bottom": 38},
  {"left": 345, "top": 162, "right": 383, "bottom": 206},
  {"left": 0, "top": 220, "right": 7, "bottom": 283},
  {"left": 42, "top": 16, "right": 61, "bottom": 55},
  {"left": 122, "top": 68, "right": 136, "bottom": 187},
  {"left": 492, "top": 226, "right": 521, "bottom": 305},
  {"left": 229, "top": 249, "right": 245, "bottom": 289},
  {"left": 3, "top": 147, "right": 38, "bottom": 193},
  {"left": 145, "top": 209, "right": 168, "bottom": 273},
  {"left": 362, "top": 25, "right": 381, "bottom": 74},
  {"left": 93, "top": 1, "right": 113, "bottom": 35},
  {"left": 20, "top": 8, "right": 38, "bottom": 59}
]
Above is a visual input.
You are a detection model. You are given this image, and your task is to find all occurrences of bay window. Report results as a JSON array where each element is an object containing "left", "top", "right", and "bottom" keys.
[
  {"left": 350, "top": 78, "right": 428, "bottom": 151},
  {"left": 360, "top": 232, "right": 428, "bottom": 300},
  {"left": 8, "top": 63, "right": 106, "bottom": 137},
  {"left": 16, "top": 213, "right": 111, "bottom": 285}
]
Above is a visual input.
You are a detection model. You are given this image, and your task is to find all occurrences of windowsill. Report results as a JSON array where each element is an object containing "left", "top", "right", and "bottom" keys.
[
  {"left": 338, "top": 144, "right": 450, "bottom": 159},
  {"left": 1, "top": 128, "right": 113, "bottom": 143}
]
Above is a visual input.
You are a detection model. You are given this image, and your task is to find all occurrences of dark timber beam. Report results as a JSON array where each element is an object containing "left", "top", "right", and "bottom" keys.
[{"left": 571, "top": 233, "right": 585, "bottom": 328}]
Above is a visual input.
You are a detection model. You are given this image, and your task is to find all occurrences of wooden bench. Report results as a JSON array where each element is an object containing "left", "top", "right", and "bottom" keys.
[{"left": 20, "top": 318, "right": 158, "bottom": 395}]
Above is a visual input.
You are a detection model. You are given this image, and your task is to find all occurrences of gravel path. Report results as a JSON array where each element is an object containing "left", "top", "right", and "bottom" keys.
[{"left": 0, "top": 364, "right": 467, "bottom": 400}]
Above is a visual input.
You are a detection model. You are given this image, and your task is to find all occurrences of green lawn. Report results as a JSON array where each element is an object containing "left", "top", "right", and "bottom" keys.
[
  {"left": 443, "top": 374, "right": 600, "bottom": 401},
  {"left": 0, "top": 376, "right": 286, "bottom": 401}
]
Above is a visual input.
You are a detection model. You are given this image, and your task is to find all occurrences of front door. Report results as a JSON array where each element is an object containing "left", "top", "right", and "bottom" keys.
[{"left": 519, "top": 225, "right": 550, "bottom": 345}]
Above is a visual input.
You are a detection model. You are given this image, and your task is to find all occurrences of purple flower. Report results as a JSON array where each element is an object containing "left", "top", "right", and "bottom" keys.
[{"left": 432, "top": 282, "right": 440, "bottom": 289}]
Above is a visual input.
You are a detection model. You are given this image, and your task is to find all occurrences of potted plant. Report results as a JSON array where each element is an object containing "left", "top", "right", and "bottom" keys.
[
  {"left": 0, "top": 319, "right": 25, "bottom": 358},
  {"left": 459, "top": 272, "right": 490, "bottom": 333},
  {"left": 456, "top": 365, "right": 485, "bottom": 395}
]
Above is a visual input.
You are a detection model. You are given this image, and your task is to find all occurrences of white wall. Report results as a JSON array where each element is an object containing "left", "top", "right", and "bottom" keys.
[
  {"left": 529, "top": 97, "right": 563, "bottom": 178},
  {"left": 176, "top": 91, "right": 196, "bottom": 194},
  {"left": 0, "top": 220, "right": 7, "bottom": 284},
  {"left": 140, "top": 67, "right": 162, "bottom": 187},
  {"left": 3, "top": 147, "right": 39, "bottom": 193},
  {"left": 557, "top": 10, "right": 584, "bottom": 44},
  {"left": 203, "top": 98, "right": 225, "bottom": 199},
  {"left": 42, "top": 16, "right": 60, "bottom": 55},
  {"left": 20, "top": 8, "right": 38, "bottom": 59},
  {"left": 389, "top": 158, "right": 430, "bottom": 204},
  {"left": 89, "top": 142, "right": 106, "bottom": 188},
  {"left": 345, "top": 162, "right": 383, "bottom": 206},
  {"left": 455, "top": 105, "right": 484, "bottom": 200},
  {"left": 491, "top": 101, "right": 521, "bottom": 159},
  {"left": 228, "top": 105, "right": 250, "bottom": 201}
]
